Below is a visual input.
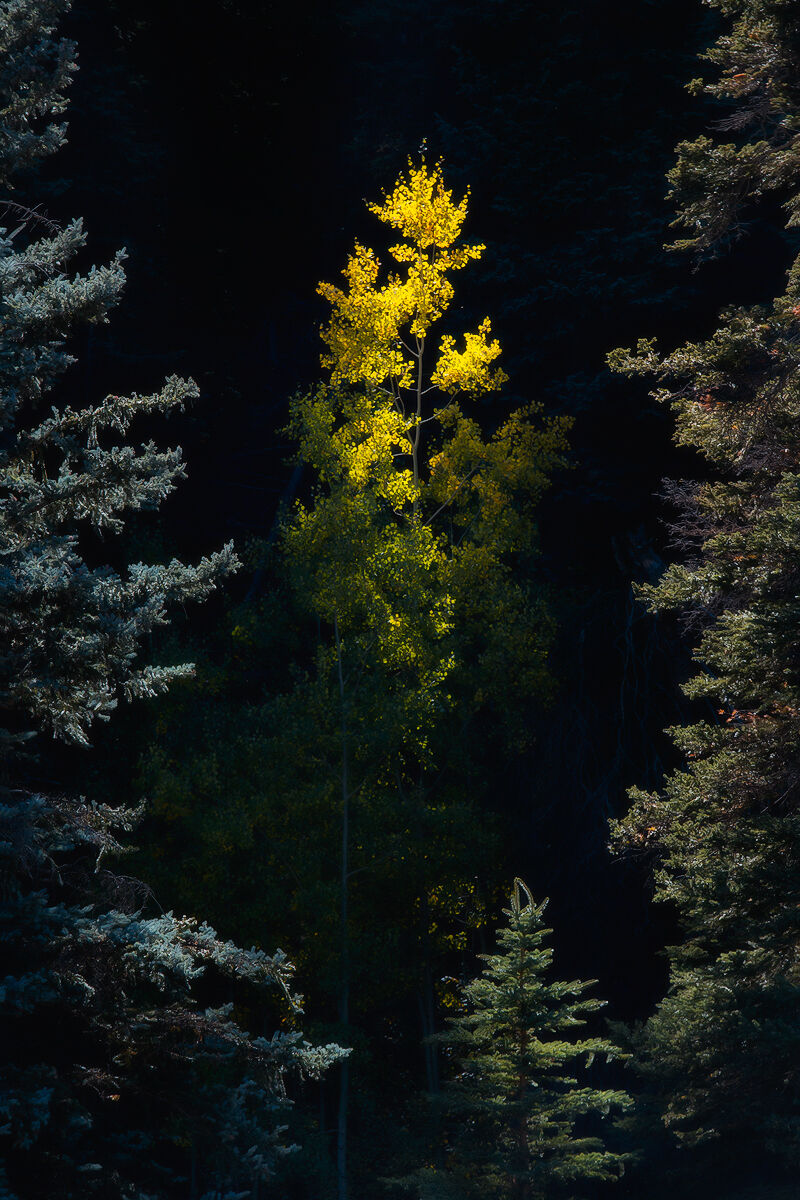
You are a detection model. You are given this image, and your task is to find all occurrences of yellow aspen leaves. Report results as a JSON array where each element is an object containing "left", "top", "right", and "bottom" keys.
[
  {"left": 318, "top": 245, "right": 414, "bottom": 389},
  {"left": 318, "top": 160, "right": 506, "bottom": 399},
  {"left": 285, "top": 160, "right": 569, "bottom": 721},
  {"left": 366, "top": 161, "right": 476, "bottom": 253},
  {"left": 287, "top": 385, "right": 417, "bottom": 509},
  {"left": 430, "top": 318, "right": 507, "bottom": 394}
]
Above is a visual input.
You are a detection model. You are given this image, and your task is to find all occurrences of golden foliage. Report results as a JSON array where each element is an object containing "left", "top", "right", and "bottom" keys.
[{"left": 318, "top": 160, "right": 506, "bottom": 410}]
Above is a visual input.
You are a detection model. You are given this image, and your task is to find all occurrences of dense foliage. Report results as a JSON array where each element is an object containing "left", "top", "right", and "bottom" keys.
[
  {"left": 0, "top": 4, "right": 342, "bottom": 1197},
  {"left": 138, "top": 160, "right": 569, "bottom": 1200},
  {"left": 610, "top": 1, "right": 800, "bottom": 1193},
  {"left": 5, "top": 0, "right": 800, "bottom": 1198},
  {"left": 405, "top": 881, "right": 630, "bottom": 1200}
]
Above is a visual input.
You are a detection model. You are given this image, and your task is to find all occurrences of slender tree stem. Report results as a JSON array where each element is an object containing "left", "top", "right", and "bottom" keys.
[
  {"left": 413, "top": 335, "right": 425, "bottom": 517},
  {"left": 334, "top": 614, "right": 349, "bottom": 1200}
]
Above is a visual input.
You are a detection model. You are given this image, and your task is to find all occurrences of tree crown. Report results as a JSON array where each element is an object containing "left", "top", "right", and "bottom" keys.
[{"left": 318, "top": 159, "right": 506, "bottom": 400}]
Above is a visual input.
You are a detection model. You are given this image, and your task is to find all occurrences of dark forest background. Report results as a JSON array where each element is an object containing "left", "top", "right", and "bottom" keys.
[
  {"left": 51, "top": 0, "right": 724, "bottom": 1001},
  {"left": 18, "top": 1, "right": 799, "bottom": 1195}
]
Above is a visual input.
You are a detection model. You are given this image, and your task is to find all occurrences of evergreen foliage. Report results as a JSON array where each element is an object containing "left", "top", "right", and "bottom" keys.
[
  {"left": 0, "top": 0, "right": 76, "bottom": 182},
  {"left": 0, "top": 4, "right": 344, "bottom": 1196},
  {"left": 406, "top": 881, "right": 630, "bottom": 1200},
  {"left": 11, "top": 0, "right": 800, "bottom": 1196},
  {"left": 1, "top": 791, "right": 345, "bottom": 1199},
  {"left": 610, "top": 0, "right": 800, "bottom": 1188}
]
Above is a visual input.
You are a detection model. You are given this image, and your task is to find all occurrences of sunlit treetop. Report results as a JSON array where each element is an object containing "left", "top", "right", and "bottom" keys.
[
  {"left": 285, "top": 159, "right": 569, "bottom": 766},
  {"left": 366, "top": 160, "right": 477, "bottom": 255},
  {"left": 317, "top": 160, "right": 507, "bottom": 402}
]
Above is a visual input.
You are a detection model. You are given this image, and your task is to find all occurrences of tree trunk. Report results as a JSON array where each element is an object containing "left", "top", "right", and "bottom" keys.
[
  {"left": 418, "top": 966, "right": 439, "bottom": 1096},
  {"left": 335, "top": 615, "right": 350, "bottom": 1200}
]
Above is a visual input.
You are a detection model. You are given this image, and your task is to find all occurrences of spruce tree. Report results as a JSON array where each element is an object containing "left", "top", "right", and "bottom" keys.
[
  {"left": 609, "top": 0, "right": 800, "bottom": 1190},
  {"left": 0, "top": 3, "right": 344, "bottom": 1197},
  {"left": 408, "top": 880, "right": 630, "bottom": 1200}
]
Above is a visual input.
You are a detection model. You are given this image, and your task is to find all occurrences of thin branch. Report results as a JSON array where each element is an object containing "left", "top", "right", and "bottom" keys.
[
  {"left": 423, "top": 466, "right": 480, "bottom": 526},
  {"left": 0, "top": 199, "right": 61, "bottom": 236}
]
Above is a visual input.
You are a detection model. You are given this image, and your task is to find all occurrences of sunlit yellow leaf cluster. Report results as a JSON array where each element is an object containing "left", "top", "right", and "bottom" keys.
[
  {"left": 283, "top": 429, "right": 455, "bottom": 687},
  {"left": 367, "top": 162, "right": 475, "bottom": 253},
  {"left": 430, "top": 318, "right": 507, "bottom": 394},
  {"left": 318, "top": 245, "right": 414, "bottom": 388},
  {"left": 317, "top": 160, "right": 505, "bottom": 413},
  {"left": 288, "top": 163, "right": 570, "bottom": 754}
]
